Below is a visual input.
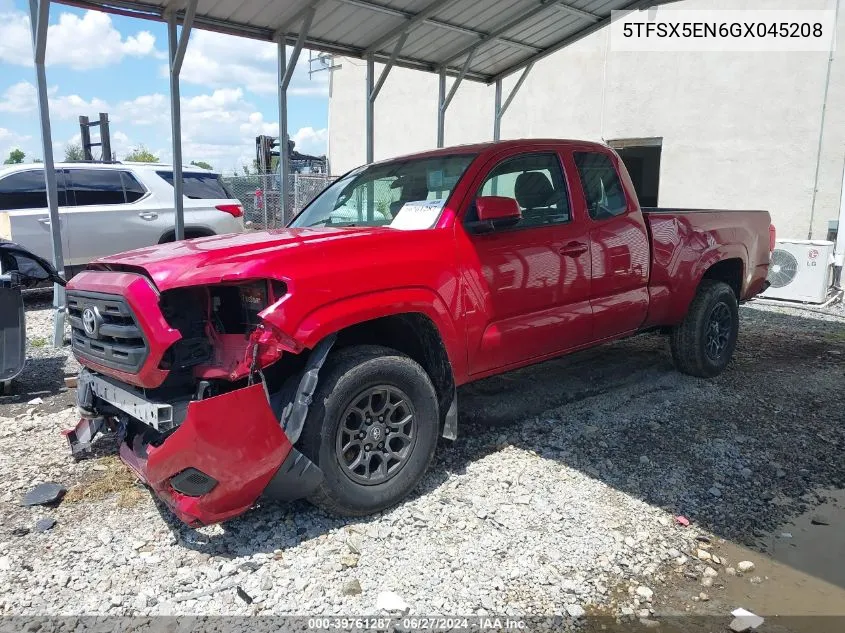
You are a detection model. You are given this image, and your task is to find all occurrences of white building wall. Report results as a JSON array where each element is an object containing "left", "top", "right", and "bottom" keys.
[{"left": 328, "top": 0, "right": 845, "bottom": 240}]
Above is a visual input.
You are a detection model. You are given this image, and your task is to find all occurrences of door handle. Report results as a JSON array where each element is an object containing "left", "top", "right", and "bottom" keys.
[
  {"left": 559, "top": 241, "right": 588, "bottom": 257},
  {"left": 138, "top": 212, "right": 158, "bottom": 221},
  {"left": 37, "top": 217, "right": 51, "bottom": 226}
]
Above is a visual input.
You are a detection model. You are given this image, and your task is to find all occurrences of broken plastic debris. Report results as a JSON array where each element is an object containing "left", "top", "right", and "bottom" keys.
[
  {"left": 730, "top": 608, "right": 764, "bottom": 632},
  {"left": 236, "top": 586, "right": 253, "bottom": 604},
  {"left": 675, "top": 515, "right": 690, "bottom": 527},
  {"left": 26, "top": 397, "right": 43, "bottom": 405},
  {"left": 35, "top": 517, "right": 56, "bottom": 532},
  {"left": 21, "top": 483, "right": 66, "bottom": 507}
]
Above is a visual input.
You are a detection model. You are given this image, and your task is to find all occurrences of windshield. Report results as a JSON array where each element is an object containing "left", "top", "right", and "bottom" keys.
[{"left": 289, "top": 154, "right": 476, "bottom": 230}]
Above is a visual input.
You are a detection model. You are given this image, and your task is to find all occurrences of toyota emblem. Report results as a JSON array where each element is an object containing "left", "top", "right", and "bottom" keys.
[{"left": 82, "top": 307, "right": 100, "bottom": 338}]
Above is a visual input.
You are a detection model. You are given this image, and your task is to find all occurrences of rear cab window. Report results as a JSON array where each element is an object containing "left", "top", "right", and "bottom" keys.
[
  {"left": 573, "top": 152, "right": 628, "bottom": 220},
  {"left": 157, "top": 171, "right": 234, "bottom": 199}
]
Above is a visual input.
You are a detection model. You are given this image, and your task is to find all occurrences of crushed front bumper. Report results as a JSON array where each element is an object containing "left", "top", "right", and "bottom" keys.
[{"left": 67, "top": 375, "right": 322, "bottom": 526}]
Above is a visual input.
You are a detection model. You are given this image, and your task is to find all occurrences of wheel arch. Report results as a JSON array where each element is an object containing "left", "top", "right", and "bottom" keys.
[{"left": 158, "top": 226, "right": 216, "bottom": 243}]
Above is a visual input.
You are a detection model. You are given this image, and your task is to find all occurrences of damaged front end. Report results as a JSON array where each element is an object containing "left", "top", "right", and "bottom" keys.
[{"left": 64, "top": 272, "right": 329, "bottom": 526}]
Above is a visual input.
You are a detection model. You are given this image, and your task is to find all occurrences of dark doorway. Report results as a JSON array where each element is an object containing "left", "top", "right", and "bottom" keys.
[{"left": 608, "top": 139, "right": 662, "bottom": 208}]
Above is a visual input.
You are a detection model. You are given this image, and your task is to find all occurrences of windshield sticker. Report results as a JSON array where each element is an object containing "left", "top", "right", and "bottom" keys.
[{"left": 390, "top": 199, "right": 445, "bottom": 230}]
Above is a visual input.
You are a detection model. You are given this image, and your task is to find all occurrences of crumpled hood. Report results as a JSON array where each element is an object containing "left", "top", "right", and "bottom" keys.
[{"left": 91, "top": 227, "right": 399, "bottom": 290}]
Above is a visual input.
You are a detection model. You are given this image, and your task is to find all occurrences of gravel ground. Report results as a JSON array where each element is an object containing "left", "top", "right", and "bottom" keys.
[{"left": 0, "top": 294, "right": 843, "bottom": 623}]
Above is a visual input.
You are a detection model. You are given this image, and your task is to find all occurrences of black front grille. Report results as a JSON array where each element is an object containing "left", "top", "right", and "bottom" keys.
[{"left": 67, "top": 290, "right": 148, "bottom": 373}]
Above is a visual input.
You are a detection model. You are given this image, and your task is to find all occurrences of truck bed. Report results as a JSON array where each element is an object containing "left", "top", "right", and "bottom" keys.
[{"left": 642, "top": 207, "right": 772, "bottom": 328}]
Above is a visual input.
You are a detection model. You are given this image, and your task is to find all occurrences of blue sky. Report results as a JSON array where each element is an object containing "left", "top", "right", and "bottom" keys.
[{"left": 0, "top": 0, "right": 329, "bottom": 173}]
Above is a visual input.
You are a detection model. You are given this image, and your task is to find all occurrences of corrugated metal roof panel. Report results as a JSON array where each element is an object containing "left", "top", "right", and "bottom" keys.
[{"left": 56, "top": 0, "right": 678, "bottom": 82}]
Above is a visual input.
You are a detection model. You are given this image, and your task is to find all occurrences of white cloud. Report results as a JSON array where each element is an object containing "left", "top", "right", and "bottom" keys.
[
  {"left": 175, "top": 30, "right": 328, "bottom": 97},
  {"left": 50, "top": 93, "right": 110, "bottom": 119},
  {"left": 0, "top": 81, "right": 36, "bottom": 113},
  {"left": 0, "top": 127, "right": 32, "bottom": 157},
  {"left": 113, "top": 87, "right": 327, "bottom": 171},
  {"left": 292, "top": 126, "right": 328, "bottom": 156},
  {"left": 0, "top": 9, "right": 160, "bottom": 69},
  {"left": 0, "top": 81, "right": 109, "bottom": 119},
  {"left": 0, "top": 78, "right": 328, "bottom": 173}
]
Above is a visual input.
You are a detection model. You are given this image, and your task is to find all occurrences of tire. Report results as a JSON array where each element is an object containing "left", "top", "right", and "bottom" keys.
[
  {"left": 298, "top": 345, "right": 439, "bottom": 516},
  {"left": 670, "top": 280, "right": 739, "bottom": 378}
]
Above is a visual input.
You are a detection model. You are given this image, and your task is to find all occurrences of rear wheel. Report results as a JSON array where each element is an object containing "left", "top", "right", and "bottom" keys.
[
  {"left": 298, "top": 345, "right": 439, "bottom": 516},
  {"left": 670, "top": 280, "right": 739, "bottom": 378}
]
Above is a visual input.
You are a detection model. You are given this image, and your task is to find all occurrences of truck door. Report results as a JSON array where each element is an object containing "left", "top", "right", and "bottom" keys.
[
  {"left": 570, "top": 150, "right": 650, "bottom": 340},
  {"left": 0, "top": 169, "right": 71, "bottom": 265},
  {"left": 458, "top": 150, "right": 592, "bottom": 375}
]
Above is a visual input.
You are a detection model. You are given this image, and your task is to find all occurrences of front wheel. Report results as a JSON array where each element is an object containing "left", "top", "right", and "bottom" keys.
[
  {"left": 670, "top": 280, "right": 739, "bottom": 378},
  {"left": 298, "top": 345, "right": 439, "bottom": 516}
]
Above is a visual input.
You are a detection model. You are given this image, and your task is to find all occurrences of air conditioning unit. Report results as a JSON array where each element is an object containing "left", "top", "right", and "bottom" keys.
[{"left": 762, "top": 239, "right": 834, "bottom": 303}]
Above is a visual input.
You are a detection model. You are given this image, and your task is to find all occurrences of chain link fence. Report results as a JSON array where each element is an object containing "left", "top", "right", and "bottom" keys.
[{"left": 222, "top": 172, "right": 334, "bottom": 230}]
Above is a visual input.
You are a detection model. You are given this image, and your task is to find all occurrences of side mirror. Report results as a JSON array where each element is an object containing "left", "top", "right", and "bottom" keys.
[{"left": 468, "top": 196, "right": 521, "bottom": 233}]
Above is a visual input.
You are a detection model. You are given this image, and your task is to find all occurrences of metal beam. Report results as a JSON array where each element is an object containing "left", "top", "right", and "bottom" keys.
[
  {"left": 437, "top": 68, "right": 446, "bottom": 147},
  {"left": 28, "top": 0, "right": 66, "bottom": 347},
  {"left": 55, "top": 0, "right": 494, "bottom": 82},
  {"left": 364, "top": 0, "right": 457, "bottom": 55},
  {"left": 171, "top": 0, "right": 198, "bottom": 75},
  {"left": 278, "top": 37, "right": 289, "bottom": 226},
  {"left": 370, "top": 32, "right": 407, "bottom": 101},
  {"left": 436, "top": 48, "right": 473, "bottom": 148},
  {"left": 494, "top": 62, "right": 533, "bottom": 141},
  {"left": 278, "top": 7, "right": 315, "bottom": 224},
  {"left": 33, "top": 0, "right": 49, "bottom": 64},
  {"left": 167, "top": 11, "right": 185, "bottom": 241},
  {"left": 441, "top": 0, "right": 555, "bottom": 67},
  {"left": 273, "top": 0, "right": 325, "bottom": 39},
  {"left": 366, "top": 54, "right": 375, "bottom": 163},
  {"left": 492, "top": 0, "right": 666, "bottom": 82},
  {"left": 340, "top": 0, "right": 541, "bottom": 55},
  {"left": 555, "top": 1, "right": 601, "bottom": 22},
  {"left": 282, "top": 7, "right": 315, "bottom": 90}
]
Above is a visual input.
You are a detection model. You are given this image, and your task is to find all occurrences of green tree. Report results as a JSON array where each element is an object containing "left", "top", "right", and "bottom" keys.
[
  {"left": 190, "top": 160, "right": 213, "bottom": 170},
  {"left": 3, "top": 149, "right": 25, "bottom": 164},
  {"left": 124, "top": 145, "right": 159, "bottom": 163},
  {"left": 64, "top": 143, "right": 85, "bottom": 162}
]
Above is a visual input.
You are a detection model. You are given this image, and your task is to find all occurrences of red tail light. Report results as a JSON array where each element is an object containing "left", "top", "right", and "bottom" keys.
[
  {"left": 769, "top": 223, "right": 777, "bottom": 252},
  {"left": 216, "top": 204, "right": 243, "bottom": 218}
]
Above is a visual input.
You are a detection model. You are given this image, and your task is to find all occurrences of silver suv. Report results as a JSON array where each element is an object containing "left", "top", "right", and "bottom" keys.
[{"left": 0, "top": 162, "right": 245, "bottom": 274}]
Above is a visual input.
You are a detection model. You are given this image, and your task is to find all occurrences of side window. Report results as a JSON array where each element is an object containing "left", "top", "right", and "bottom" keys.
[
  {"left": 573, "top": 152, "right": 628, "bottom": 220},
  {"left": 120, "top": 172, "right": 146, "bottom": 203},
  {"left": 67, "top": 169, "right": 126, "bottom": 206},
  {"left": 156, "top": 171, "right": 234, "bottom": 200},
  {"left": 473, "top": 152, "right": 570, "bottom": 228},
  {"left": 0, "top": 170, "right": 67, "bottom": 210}
]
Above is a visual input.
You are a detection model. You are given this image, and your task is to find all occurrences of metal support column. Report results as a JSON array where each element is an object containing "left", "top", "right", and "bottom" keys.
[
  {"left": 437, "top": 50, "right": 475, "bottom": 148},
  {"left": 436, "top": 68, "right": 446, "bottom": 148},
  {"left": 366, "top": 33, "right": 408, "bottom": 164},
  {"left": 167, "top": 0, "right": 198, "bottom": 242},
  {"left": 366, "top": 55, "right": 375, "bottom": 164},
  {"left": 277, "top": 39, "right": 288, "bottom": 227},
  {"left": 493, "top": 62, "right": 533, "bottom": 141},
  {"left": 28, "top": 0, "right": 65, "bottom": 347},
  {"left": 278, "top": 7, "right": 315, "bottom": 224}
]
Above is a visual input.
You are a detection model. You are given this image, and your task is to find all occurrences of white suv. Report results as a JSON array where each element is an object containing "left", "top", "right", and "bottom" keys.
[{"left": 0, "top": 162, "right": 245, "bottom": 274}]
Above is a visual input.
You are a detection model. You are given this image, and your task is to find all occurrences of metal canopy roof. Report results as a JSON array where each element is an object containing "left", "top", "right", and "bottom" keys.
[{"left": 58, "top": 0, "right": 675, "bottom": 83}]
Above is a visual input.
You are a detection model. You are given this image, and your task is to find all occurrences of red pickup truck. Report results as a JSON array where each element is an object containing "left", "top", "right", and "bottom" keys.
[{"left": 65, "top": 139, "right": 773, "bottom": 526}]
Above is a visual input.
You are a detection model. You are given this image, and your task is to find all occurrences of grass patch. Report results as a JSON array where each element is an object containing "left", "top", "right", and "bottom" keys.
[
  {"left": 29, "top": 336, "right": 48, "bottom": 348},
  {"left": 65, "top": 455, "right": 146, "bottom": 507}
]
